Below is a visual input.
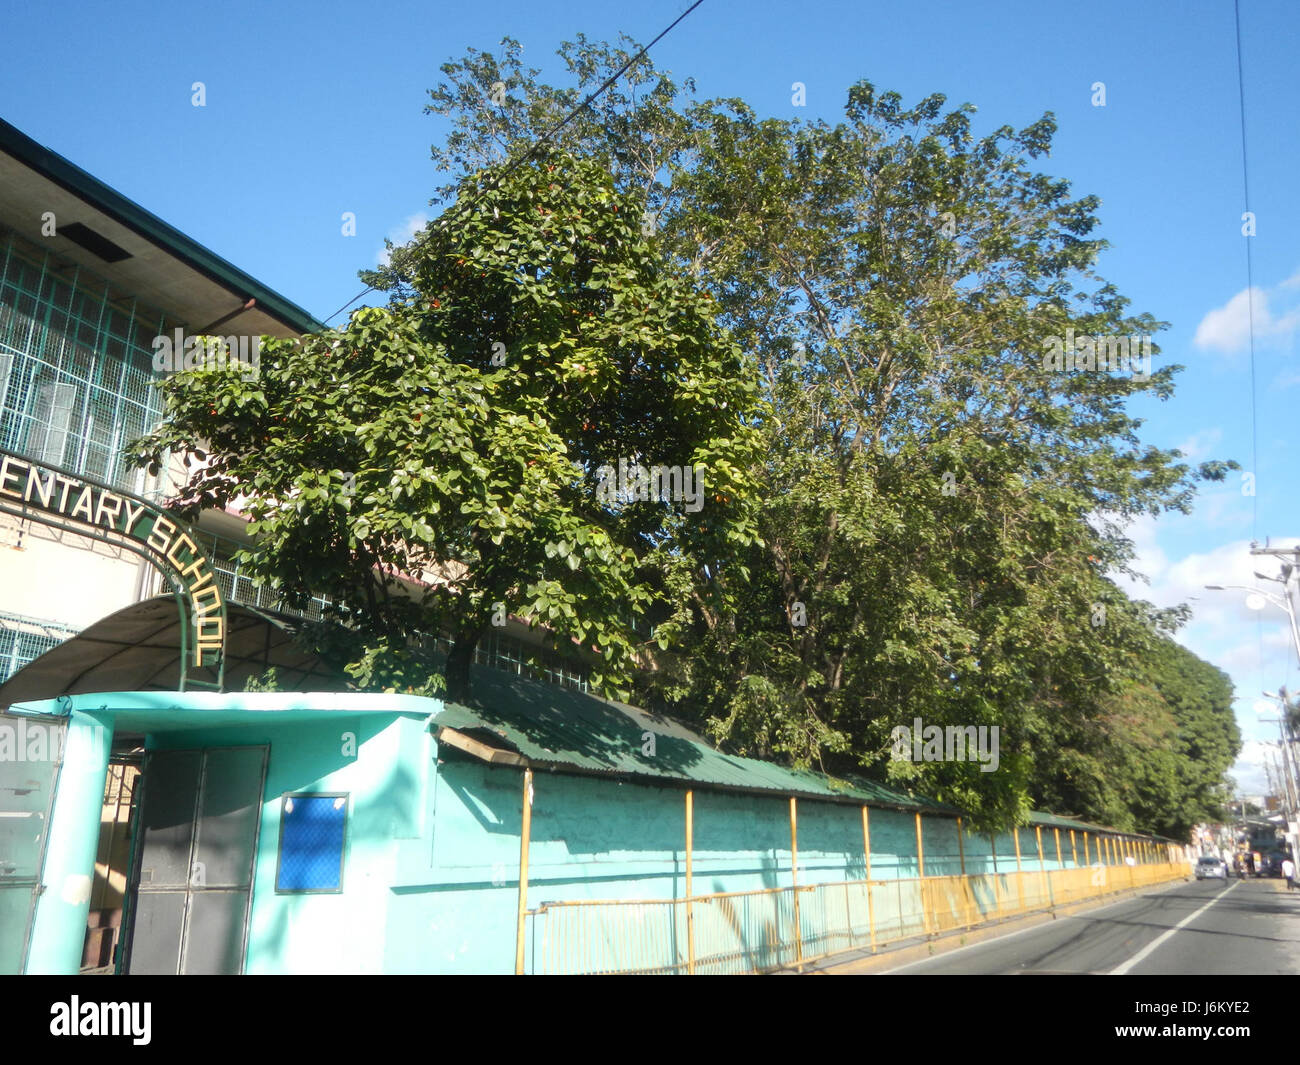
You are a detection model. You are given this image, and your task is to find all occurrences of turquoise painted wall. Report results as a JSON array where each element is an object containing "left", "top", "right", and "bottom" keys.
[
  {"left": 147, "top": 713, "right": 429, "bottom": 975},
  {"left": 383, "top": 757, "right": 973, "bottom": 974},
  {"left": 21, "top": 691, "right": 1167, "bottom": 975}
]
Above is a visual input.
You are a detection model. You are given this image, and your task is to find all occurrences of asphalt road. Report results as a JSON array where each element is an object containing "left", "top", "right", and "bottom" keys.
[{"left": 883, "top": 877, "right": 1300, "bottom": 975}]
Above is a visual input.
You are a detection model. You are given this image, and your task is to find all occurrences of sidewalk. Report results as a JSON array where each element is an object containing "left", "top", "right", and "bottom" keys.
[{"left": 782, "top": 872, "right": 1194, "bottom": 974}]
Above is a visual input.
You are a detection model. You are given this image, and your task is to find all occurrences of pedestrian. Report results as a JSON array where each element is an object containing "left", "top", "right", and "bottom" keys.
[{"left": 1282, "top": 857, "right": 1296, "bottom": 891}]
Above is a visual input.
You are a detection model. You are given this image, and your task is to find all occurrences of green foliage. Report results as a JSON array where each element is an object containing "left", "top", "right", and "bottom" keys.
[
  {"left": 131, "top": 151, "right": 763, "bottom": 702},
  {"left": 403, "top": 35, "right": 1241, "bottom": 830},
  {"left": 140, "top": 34, "right": 1242, "bottom": 835},
  {"left": 243, "top": 667, "right": 282, "bottom": 693}
]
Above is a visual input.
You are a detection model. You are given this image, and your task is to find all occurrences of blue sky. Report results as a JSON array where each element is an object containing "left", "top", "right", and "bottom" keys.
[{"left": 3, "top": 0, "right": 1297, "bottom": 793}]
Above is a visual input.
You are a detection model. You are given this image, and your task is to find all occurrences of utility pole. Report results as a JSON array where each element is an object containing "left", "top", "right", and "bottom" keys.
[
  {"left": 1209, "top": 550, "right": 1300, "bottom": 868},
  {"left": 1249, "top": 542, "right": 1300, "bottom": 565}
]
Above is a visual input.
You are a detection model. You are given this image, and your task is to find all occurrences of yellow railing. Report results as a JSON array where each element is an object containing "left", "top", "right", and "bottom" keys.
[{"left": 524, "top": 861, "right": 1189, "bottom": 975}]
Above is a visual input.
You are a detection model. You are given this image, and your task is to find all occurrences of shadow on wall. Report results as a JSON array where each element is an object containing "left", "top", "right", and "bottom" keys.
[
  {"left": 250, "top": 738, "right": 420, "bottom": 974},
  {"left": 451, "top": 666, "right": 709, "bottom": 777},
  {"left": 139, "top": 717, "right": 421, "bottom": 974}
]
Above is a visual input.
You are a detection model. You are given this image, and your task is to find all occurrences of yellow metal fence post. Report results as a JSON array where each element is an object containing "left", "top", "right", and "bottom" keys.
[
  {"left": 1053, "top": 828, "right": 1063, "bottom": 902},
  {"left": 515, "top": 767, "right": 534, "bottom": 976},
  {"left": 1070, "top": 829, "right": 1078, "bottom": 868},
  {"left": 790, "top": 797, "right": 803, "bottom": 966},
  {"left": 862, "top": 806, "right": 876, "bottom": 952},
  {"left": 1013, "top": 827, "right": 1024, "bottom": 914},
  {"left": 990, "top": 833, "right": 1003, "bottom": 918},
  {"left": 916, "top": 811, "right": 930, "bottom": 933},
  {"left": 685, "top": 789, "right": 695, "bottom": 975},
  {"left": 1036, "top": 826, "right": 1049, "bottom": 908},
  {"left": 1083, "top": 832, "right": 1093, "bottom": 899},
  {"left": 957, "top": 816, "right": 973, "bottom": 927}
]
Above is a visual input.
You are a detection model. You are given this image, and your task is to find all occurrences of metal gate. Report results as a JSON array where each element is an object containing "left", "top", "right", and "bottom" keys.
[{"left": 124, "top": 746, "right": 267, "bottom": 974}]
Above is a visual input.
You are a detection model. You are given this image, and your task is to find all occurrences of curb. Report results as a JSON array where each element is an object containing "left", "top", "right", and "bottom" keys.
[{"left": 788, "top": 875, "right": 1195, "bottom": 975}]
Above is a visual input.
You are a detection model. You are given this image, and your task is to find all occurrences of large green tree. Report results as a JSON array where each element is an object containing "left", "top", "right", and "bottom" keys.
[
  {"left": 399, "top": 35, "right": 1237, "bottom": 827},
  {"left": 132, "top": 152, "right": 762, "bottom": 701},
  {"left": 1032, "top": 635, "right": 1239, "bottom": 837}
]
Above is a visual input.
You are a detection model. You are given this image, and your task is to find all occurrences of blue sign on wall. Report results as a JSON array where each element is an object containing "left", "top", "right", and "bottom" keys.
[{"left": 276, "top": 793, "right": 348, "bottom": 893}]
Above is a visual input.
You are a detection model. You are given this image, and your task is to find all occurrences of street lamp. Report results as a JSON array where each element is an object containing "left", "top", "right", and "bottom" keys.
[
  {"left": 1205, "top": 573, "right": 1300, "bottom": 870},
  {"left": 1204, "top": 583, "right": 1300, "bottom": 667}
]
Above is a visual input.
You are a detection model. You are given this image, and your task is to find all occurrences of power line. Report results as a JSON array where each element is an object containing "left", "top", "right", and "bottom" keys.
[
  {"left": 1233, "top": 0, "right": 1258, "bottom": 539},
  {"left": 323, "top": 1, "right": 706, "bottom": 325}
]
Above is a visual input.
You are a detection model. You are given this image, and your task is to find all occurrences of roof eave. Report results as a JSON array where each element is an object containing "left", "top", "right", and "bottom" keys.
[{"left": 0, "top": 117, "right": 325, "bottom": 336}]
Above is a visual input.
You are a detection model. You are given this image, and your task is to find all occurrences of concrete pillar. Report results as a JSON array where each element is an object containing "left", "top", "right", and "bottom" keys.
[{"left": 25, "top": 710, "right": 112, "bottom": 974}]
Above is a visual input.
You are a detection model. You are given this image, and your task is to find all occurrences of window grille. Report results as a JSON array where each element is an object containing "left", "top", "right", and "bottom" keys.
[
  {"left": 0, "top": 610, "right": 81, "bottom": 683},
  {"left": 0, "top": 223, "right": 167, "bottom": 496}
]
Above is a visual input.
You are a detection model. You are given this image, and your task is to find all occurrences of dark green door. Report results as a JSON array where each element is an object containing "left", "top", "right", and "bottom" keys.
[{"left": 125, "top": 746, "right": 267, "bottom": 974}]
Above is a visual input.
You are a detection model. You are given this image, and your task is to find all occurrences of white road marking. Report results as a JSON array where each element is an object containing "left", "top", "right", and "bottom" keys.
[
  {"left": 878, "top": 881, "right": 1186, "bottom": 974},
  {"left": 1109, "top": 880, "right": 1239, "bottom": 975}
]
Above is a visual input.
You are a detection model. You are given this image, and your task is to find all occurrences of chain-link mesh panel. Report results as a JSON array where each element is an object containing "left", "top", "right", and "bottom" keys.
[{"left": 276, "top": 794, "right": 347, "bottom": 892}]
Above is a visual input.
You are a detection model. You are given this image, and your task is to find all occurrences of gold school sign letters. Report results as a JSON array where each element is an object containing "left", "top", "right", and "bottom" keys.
[{"left": 0, "top": 450, "right": 225, "bottom": 676}]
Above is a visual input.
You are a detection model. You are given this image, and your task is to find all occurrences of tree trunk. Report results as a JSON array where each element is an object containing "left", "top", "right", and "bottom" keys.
[{"left": 445, "top": 628, "right": 484, "bottom": 703}]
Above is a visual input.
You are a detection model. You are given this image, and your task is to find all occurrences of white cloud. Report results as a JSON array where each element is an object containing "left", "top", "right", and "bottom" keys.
[
  {"left": 1174, "top": 427, "right": 1223, "bottom": 464},
  {"left": 1193, "top": 276, "right": 1300, "bottom": 355},
  {"left": 376, "top": 212, "right": 430, "bottom": 266},
  {"left": 1108, "top": 522, "right": 1300, "bottom": 800}
]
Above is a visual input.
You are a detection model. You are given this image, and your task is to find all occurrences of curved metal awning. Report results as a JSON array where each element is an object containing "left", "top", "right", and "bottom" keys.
[{"left": 0, "top": 596, "right": 348, "bottom": 707}]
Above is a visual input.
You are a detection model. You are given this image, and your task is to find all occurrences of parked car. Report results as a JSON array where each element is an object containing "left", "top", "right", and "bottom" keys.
[{"left": 1196, "top": 856, "right": 1227, "bottom": 879}]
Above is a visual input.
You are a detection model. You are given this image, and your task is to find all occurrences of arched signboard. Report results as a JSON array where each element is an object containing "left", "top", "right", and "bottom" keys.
[{"left": 0, "top": 449, "right": 225, "bottom": 690}]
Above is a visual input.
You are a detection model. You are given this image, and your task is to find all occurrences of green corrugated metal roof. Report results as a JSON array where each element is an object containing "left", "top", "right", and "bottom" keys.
[
  {"left": 428, "top": 668, "right": 1178, "bottom": 840},
  {"left": 433, "top": 667, "right": 959, "bottom": 815},
  {"left": 1029, "top": 811, "right": 1114, "bottom": 834},
  {"left": 1028, "top": 810, "right": 1175, "bottom": 842}
]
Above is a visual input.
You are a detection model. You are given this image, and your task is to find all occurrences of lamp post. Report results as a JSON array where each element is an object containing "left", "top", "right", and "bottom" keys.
[
  {"left": 1206, "top": 575, "right": 1300, "bottom": 871},
  {"left": 1204, "top": 582, "right": 1300, "bottom": 667}
]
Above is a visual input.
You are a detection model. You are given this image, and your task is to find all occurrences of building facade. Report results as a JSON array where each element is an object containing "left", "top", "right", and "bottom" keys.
[{"left": 0, "top": 117, "right": 323, "bottom": 678}]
